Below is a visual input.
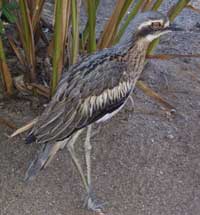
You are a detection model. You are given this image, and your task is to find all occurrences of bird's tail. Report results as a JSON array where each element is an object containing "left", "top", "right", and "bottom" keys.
[{"left": 24, "top": 141, "right": 65, "bottom": 181}]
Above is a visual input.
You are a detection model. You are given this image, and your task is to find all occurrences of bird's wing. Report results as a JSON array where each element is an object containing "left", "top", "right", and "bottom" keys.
[{"left": 29, "top": 52, "right": 132, "bottom": 144}]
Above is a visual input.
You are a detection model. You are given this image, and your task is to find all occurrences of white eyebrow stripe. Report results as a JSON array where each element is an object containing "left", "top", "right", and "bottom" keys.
[
  {"left": 138, "top": 19, "right": 164, "bottom": 30},
  {"left": 138, "top": 20, "right": 152, "bottom": 30}
]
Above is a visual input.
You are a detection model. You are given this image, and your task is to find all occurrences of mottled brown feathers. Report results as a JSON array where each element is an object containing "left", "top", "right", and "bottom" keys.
[{"left": 27, "top": 34, "right": 148, "bottom": 144}]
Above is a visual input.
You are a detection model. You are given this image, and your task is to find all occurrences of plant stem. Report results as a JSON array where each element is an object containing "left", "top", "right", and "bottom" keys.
[
  {"left": 71, "top": 0, "right": 79, "bottom": 64},
  {"left": 87, "top": 0, "right": 96, "bottom": 53},
  {"left": 115, "top": 0, "right": 144, "bottom": 43},
  {"left": 98, "top": 0, "right": 127, "bottom": 49},
  {"left": 51, "top": 0, "right": 70, "bottom": 96},
  {"left": 51, "top": 0, "right": 62, "bottom": 96},
  {"left": 151, "top": 0, "right": 164, "bottom": 11},
  {"left": 0, "top": 37, "right": 13, "bottom": 95},
  {"left": 80, "top": 0, "right": 99, "bottom": 50},
  {"left": 18, "top": 0, "right": 36, "bottom": 82},
  {"left": 168, "top": 0, "right": 191, "bottom": 21},
  {"left": 32, "top": 0, "right": 45, "bottom": 32}
]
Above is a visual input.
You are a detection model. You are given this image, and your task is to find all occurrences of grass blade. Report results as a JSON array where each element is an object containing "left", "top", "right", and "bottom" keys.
[
  {"left": 71, "top": 0, "right": 80, "bottom": 64},
  {"left": 32, "top": 0, "right": 45, "bottom": 32},
  {"left": 151, "top": 0, "right": 164, "bottom": 11},
  {"left": 28, "top": 83, "right": 50, "bottom": 97},
  {"left": 18, "top": 0, "right": 36, "bottom": 82},
  {"left": 119, "top": 0, "right": 135, "bottom": 18},
  {"left": 137, "top": 80, "right": 175, "bottom": 111},
  {"left": 141, "top": 0, "right": 153, "bottom": 11},
  {"left": 51, "top": 0, "right": 71, "bottom": 95},
  {"left": 147, "top": 54, "right": 200, "bottom": 60},
  {"left": 7, "top": 36, "right": 25, "bottom": 65},
  {"left": 98, "top": 0, "right": 127, "bottom": 49},
  {"left": 86, "top": 0, "right": 97, "bottom": 53},
  {"left": 80, "top": 0, "right": 99, "bottom": 51},
  {"left": 115, "top": 0, "right": 144, "bottom": 43},
  {"left": 186, "top": 4, "right": 200, "bottom": 14},
  {"left": 168, "top": 0, "right": 191, "bottom": 21},
  {"left": 0, "top": 37, "right": 13, "bottom": 95}
]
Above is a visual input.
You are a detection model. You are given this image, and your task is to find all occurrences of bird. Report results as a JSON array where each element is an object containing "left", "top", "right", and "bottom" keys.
[{"left": 24, "top": 11, "right": 177, "bottom": 212}]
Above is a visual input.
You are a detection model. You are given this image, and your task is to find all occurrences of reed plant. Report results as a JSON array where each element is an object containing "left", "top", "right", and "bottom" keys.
[
  {"left": 0, "top": 0, "right": 198, "bottom": 103},
  {"left": 0, "top": 0, "right": 16, "bottom": 95}
]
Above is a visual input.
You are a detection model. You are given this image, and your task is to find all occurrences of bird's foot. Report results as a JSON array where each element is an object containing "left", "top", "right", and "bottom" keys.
[{"left": 84, "top": 191, "right": 107, "bottom": 212}]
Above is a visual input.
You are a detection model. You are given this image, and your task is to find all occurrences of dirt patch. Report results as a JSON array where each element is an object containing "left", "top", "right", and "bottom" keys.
[{"left": 1, "top": 1, "right": 200, "bottom": 215}]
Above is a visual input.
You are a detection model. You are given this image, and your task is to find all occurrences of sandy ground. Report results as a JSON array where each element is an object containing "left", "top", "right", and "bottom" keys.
[{"left": 1, "top": 1, "right": 200, "bottom": 215}]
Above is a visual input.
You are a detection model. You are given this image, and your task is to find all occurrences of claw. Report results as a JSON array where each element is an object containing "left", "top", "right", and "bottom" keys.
[
  {"left": 84, "top": 190, "right": 107, "bottom": 212},
  {"left": 87, "top": 197, "right": 104, "bottom": 211}
]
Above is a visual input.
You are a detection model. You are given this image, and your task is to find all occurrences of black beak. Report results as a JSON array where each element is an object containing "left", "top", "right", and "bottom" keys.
[{"left": 166, "top": 23, "right": 183, "bottom": 31}]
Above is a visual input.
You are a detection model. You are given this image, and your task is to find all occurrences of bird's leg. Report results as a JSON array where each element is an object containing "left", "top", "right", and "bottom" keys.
[
  {"left": 129, "top": 95, "right": 135, "bottom": 109},
  {"left": 68, "top": 127, "right": 104, "bottom": 212},
  {"left": 84, "top": 125, "right": 92, "bottom": 187},
  {"left": 91, "top": 125, "right": 101, "bottom": 139},
  {"left": 59, "top": 138, "right": 69, "bottom": 150},
  {"left": 84, "top": 125, "right": 105, "bottom": 212},
  {"left": 67, "top": 129, "right": 88, "bottom": 191}
]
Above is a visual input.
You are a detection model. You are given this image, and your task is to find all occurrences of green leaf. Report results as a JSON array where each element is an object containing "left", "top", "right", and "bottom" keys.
[
  {"left": 4, "top": 2, "right": 19, "bottom": 10},
  {"left": 2, "top": 7, "right": 17, "bottom": 23},
  {"left": 1, "top": 1, "right": 18, "bottom": 23},
  {"left": 0, "top": 21, "right": 4, "bottom": 35}
]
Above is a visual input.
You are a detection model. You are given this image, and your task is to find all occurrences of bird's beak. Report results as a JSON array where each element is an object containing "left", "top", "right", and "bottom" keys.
[{"left": 165, "top": 23, "right": 183, "bottom": 32}]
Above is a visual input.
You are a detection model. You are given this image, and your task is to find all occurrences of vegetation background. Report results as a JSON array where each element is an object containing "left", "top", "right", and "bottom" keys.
[{"left": 0, "top": 1, "right": 200, "bottom": 215}]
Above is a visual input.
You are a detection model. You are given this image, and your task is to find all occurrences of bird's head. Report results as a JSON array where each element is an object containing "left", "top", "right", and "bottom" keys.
[{"left": 120, "top": 11, "right": 180, "bottom": 45}]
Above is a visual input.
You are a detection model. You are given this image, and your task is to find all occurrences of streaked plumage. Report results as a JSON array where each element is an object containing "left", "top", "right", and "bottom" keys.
[
  {"left": 25, "top": 11, "right": 176, "bottom": 211},
  {"left": 29, "top": 43, "right": 145, "bottom": 144}
]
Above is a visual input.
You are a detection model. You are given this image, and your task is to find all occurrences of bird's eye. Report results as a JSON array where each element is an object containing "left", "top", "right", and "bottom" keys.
[{"left": 151, "top": 22, "right": 162, "bottom": 30}]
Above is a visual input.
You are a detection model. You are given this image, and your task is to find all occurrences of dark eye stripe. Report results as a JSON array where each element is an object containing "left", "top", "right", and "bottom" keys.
[
  {"left": 136, "top": 21, "right": 164, "bottom": 38},
  {"left": 136, "top": 26, "right": 153, "bottom": 38}
]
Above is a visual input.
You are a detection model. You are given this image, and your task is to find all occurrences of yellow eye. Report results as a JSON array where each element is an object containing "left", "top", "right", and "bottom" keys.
[{"left": 151, "top": 22, "right": 162, "bottom": 29}]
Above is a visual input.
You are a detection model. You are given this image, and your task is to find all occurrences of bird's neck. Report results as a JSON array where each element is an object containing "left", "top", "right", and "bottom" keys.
[
  {"left": 127, "top": 38, "right": 149, "bottom": 66},
  {"left": 117, "top": 36, "right": 150, "bottom": 60},
  {"left": 117, "top": 38, "right": 149, "bottom": 84}
]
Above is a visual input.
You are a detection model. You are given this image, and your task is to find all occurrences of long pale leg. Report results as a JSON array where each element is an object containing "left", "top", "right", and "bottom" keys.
[
  {"left": 129, "top": 95, "right": 135, "bottom": 108},
  {"left": 84, "top": 125, "right": 105, "bottom": 212},
  {"left": 84, "top": 125, "right": 92, "bottom": 187},
  {"left": 68, "top": 127, "right": 104, "bottom": 212},
  {"left": 67, "top": 129, "right": 88, "bottom": 192}
]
